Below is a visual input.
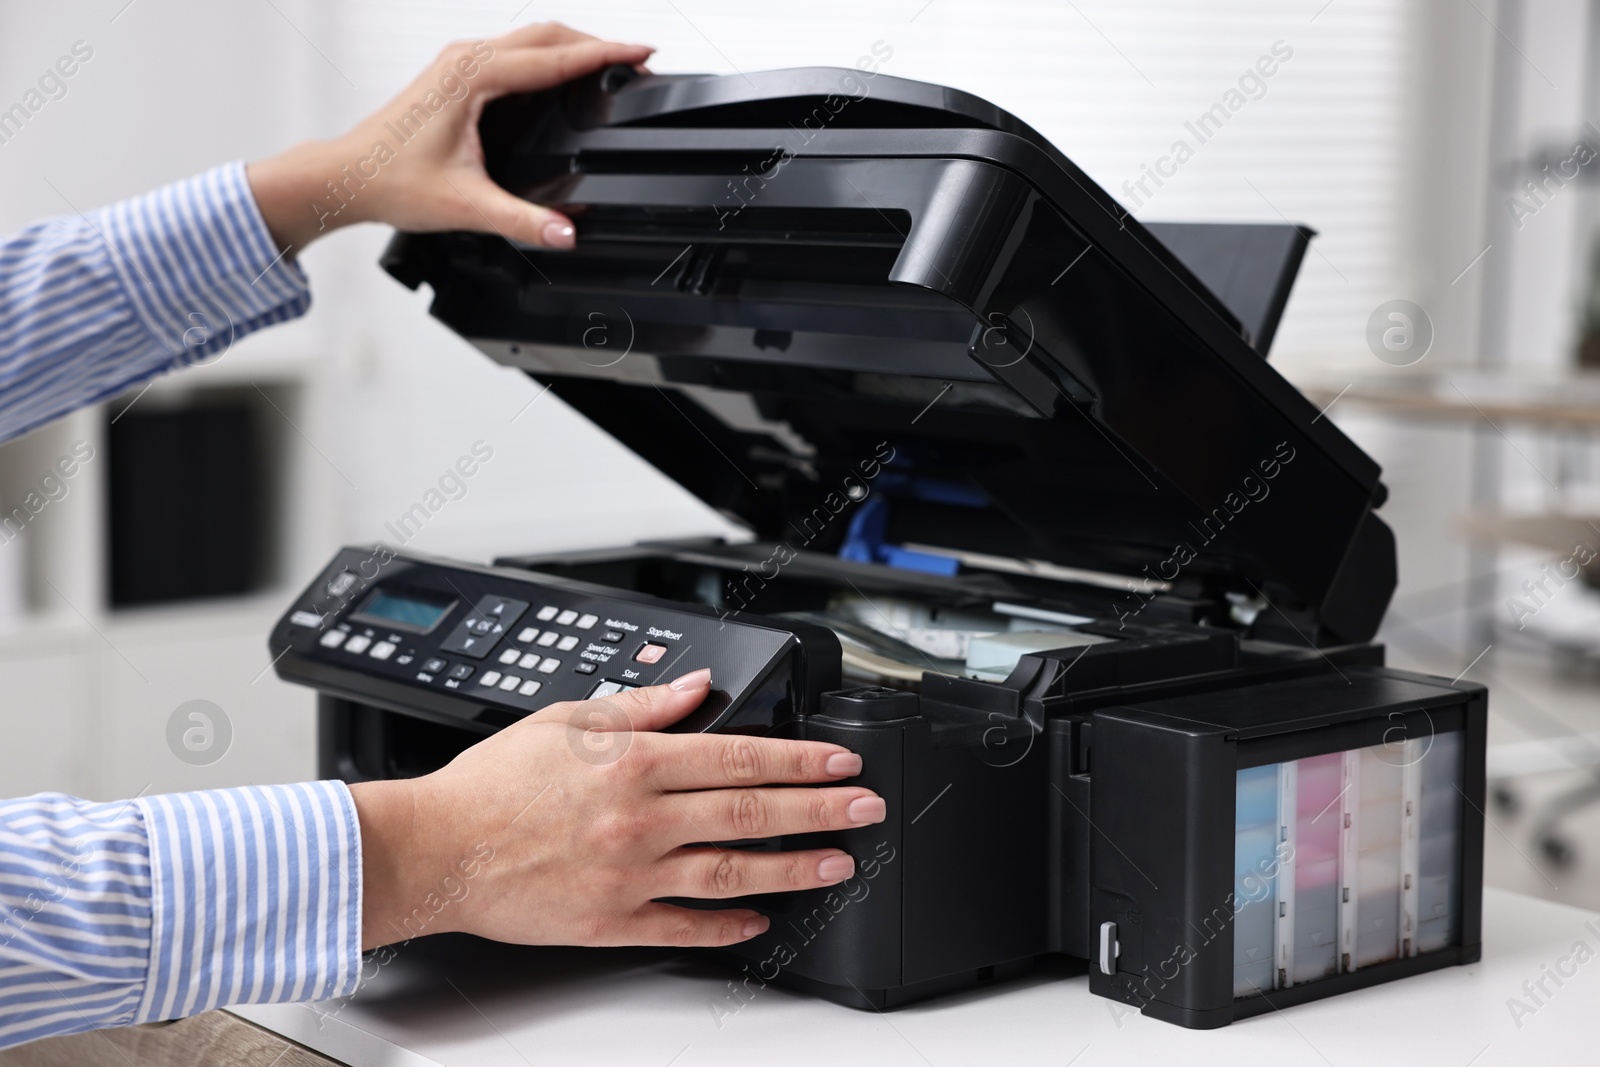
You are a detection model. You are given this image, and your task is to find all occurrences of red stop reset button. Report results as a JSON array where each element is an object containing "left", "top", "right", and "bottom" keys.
[{"left": 634, "top": 642, "right": 668, "bottom": 664}]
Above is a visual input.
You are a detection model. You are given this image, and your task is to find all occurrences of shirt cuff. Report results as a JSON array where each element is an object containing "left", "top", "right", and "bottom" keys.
[
  {"left": 96, "top": 161, "right": 311, "bottom": 366},
  {"left": 133, "top": 782, "right": 362, "bottom": 1023}
]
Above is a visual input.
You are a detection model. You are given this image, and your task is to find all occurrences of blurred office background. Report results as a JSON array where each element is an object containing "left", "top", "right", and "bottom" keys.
[{"left": 0, "top": 0, "right": 1597, "bottom": 908}]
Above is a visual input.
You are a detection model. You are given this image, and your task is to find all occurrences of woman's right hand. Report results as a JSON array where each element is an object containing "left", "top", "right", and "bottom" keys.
[{"left": 350, "top": 667, "right": 886, "bottom": 950}]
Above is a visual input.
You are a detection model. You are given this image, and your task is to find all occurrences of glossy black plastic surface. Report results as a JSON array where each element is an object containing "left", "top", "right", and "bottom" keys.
[
  {"left": 270, "top": 546, "right": 840, "bottom": 734},
  {"left": 380, "top": 66, "right": 1395, "bottom": 644}
]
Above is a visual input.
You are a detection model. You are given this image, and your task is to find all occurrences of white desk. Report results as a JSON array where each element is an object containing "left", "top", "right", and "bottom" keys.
[{"left": 232, "top": 888, "right": 1597, "bottom": 1067}]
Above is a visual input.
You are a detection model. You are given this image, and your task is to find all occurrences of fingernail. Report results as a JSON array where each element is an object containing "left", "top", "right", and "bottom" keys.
[
  {"left": 669, "top": 667, "right": 712, "bottom": 691},
  {"left": 817, "top": 853, "right": 855, "bottom": 882},
  {"left": 741, "top": 916, "right": 769, "bottom": 938},
  {"left": 847, "top": 797, "right": 886, "bottom": 825},
  {"left": 541, "top": 220, "right": 575, "bottom": 249},
  {"left": 825, "top": 752, "right": 862, "bottom": 777}
]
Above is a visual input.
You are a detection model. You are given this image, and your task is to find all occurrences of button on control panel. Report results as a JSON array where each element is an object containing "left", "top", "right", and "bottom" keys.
[
  {"left": 440, "top": 596, "right": 528, "bottom": 659},
  {"left": 275, "top": 548, "right": 819, "bottom": 733},
  {"left": 326, "top": 570, "right": 358, "bottom": 598}
]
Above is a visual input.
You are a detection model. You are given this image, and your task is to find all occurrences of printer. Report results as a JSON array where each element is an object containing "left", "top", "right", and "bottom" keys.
[{"left": 270, "top": 65, "right": 1487, "bottom": 1029}]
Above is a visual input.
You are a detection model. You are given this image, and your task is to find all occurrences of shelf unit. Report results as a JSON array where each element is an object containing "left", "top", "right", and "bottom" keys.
[{"left": 0, "top": 330, "right": 340, "bottom": 801}]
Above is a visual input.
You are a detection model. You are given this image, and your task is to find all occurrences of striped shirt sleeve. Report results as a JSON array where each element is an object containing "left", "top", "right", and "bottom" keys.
[
  {"left": 0, "top": 783, "right": 362, "bottom": 1050},
  {"left": 0, "top": 161, "right": 310, "bottom": 444}
]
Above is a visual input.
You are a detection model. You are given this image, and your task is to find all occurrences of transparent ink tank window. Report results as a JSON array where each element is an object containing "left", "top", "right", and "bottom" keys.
[{"left": 1232, "top": 731, "right": 1463, "bottom": 998}]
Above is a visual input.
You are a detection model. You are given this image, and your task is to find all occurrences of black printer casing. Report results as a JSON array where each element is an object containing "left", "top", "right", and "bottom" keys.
[{"left": 287, "top": 64, "right": 1488, "bottom": 1029}]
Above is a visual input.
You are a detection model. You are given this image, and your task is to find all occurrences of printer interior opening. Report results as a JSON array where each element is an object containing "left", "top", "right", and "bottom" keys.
[
  {"left": 500, "top": 542, "right": 1120, "bottom": 690},
  {"left": 773, "top": 601, "right": 1113, "bottom": 686}
]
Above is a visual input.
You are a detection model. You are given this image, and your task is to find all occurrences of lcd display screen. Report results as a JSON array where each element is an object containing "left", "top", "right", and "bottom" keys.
[{"left": 351, "top": 588, "right": 455, "bottom": 634}]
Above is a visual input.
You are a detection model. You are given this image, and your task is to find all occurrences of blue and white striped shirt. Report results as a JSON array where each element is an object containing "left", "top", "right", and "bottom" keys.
[
  {"left": 0, "top": 161, "right": 309, "bottom": 440},
  {"left": 0, "top": 164, "right": 362, "bottom": 1049}
]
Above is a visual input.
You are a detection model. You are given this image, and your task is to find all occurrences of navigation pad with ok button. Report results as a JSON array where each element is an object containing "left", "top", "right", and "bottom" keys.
[{"left": 439, "top": 594, "right": 529, "bottom": 659}]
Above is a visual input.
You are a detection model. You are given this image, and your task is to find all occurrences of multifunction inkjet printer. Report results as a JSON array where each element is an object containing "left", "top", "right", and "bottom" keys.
[{"left": 271, "top": 65, "right": 1486, "bottom": 1029}]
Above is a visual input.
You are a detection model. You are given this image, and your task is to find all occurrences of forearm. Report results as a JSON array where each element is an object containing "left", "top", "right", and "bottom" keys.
[
  {"left": 0, "top": 794, "right": 151, "bottom": 1048},
  {"left": 0, "top": 784, "right": 363, "bottom": 1050},
  {"left": 0, "top": 164, "right": 311, "bottom": 446},
  {"left": 247, "top": 138, "right": 364, "bottom": 255},
  {"left": 0, "top": 24, "right": 651, "bottom": 451},
  {"left": 347, "top": 777, "right": 432, "bottom": 951}
]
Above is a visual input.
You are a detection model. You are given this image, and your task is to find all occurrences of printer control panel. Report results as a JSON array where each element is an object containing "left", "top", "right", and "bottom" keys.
[{"left": 270, "top": 547, "right": 832, "bottom": 732}]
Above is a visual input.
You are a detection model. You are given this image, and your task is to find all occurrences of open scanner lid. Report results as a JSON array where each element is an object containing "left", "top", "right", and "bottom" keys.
[{"left": 381, "top": 66, "right": 1396, "bottom": 646}]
